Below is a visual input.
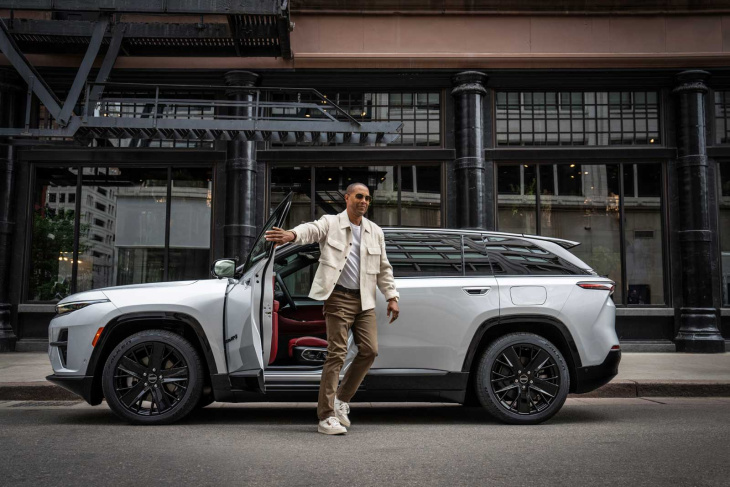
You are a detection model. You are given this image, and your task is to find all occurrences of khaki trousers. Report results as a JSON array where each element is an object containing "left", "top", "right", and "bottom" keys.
[{"left": 317, "top": 290, "right": 378, "bottom": 420}]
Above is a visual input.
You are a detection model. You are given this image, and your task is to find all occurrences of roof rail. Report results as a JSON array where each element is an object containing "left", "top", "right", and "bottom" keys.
[{"left": 382, "top": 227, "right": 581, "bottom": 249}]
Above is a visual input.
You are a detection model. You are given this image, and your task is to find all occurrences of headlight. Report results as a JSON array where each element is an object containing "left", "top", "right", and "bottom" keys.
[{"left": 55, "top": 299, "right": 110, "bottom": 315}]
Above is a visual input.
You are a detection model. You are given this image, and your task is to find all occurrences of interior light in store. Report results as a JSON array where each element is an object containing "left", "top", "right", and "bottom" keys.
[
  {"left": 570, "top": 164, "right": 575, "bottom": 168},
  {"left": 650, "top": 139, "right": 655, "bottom": 143}
]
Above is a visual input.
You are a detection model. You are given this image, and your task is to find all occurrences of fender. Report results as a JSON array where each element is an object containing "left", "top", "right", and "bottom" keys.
[
  {"left": 85, "top": 311, "right": 219, "bottom": 379},
  {"left": 461, "top": 314, "right": 582, "bottom": 373}
]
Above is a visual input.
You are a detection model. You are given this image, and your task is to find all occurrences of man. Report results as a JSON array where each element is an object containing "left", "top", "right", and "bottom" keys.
[{"left": 265, "top": 182, "right": 400, "bottom": 435}]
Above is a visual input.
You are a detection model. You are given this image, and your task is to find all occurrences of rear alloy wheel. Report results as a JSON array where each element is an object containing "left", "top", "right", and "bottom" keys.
[
  {"left": 476, "top": 332, "right": 570, "bottom": 425},
  {"left": 102, "top": 330, "right": 203, "bottom": 425}
]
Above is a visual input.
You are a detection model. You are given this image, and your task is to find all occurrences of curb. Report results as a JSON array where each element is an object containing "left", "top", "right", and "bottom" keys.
[
  {"left": 1, "top": 380, "right": 730, "bottom": 402},
  {"left": 570, "top": 380, "right": 730, "bottom": 398}
]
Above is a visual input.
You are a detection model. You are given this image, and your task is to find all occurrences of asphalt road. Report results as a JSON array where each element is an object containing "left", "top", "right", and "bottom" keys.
[{"left": 1, "top": 398, "right": 729, "bottom": 487}]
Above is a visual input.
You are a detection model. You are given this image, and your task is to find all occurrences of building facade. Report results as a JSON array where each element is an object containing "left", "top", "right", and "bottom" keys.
[{"left": 0, "top": 1, "right": 729, "bottom": 352}]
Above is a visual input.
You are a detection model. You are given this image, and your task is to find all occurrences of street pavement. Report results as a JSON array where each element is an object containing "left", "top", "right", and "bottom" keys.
[{"left": 0, "top": 398, "right": 728, "bottom": 486}]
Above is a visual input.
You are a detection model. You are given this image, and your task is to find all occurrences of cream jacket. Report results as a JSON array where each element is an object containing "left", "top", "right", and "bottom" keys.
[{"left": 289, "top": 210, "right": 399, "bottom": 311}]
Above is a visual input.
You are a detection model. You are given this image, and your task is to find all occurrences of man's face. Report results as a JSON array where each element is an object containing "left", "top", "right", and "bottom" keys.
[{"left": 345, "top": 185, "right": 371, "bottom": 217}]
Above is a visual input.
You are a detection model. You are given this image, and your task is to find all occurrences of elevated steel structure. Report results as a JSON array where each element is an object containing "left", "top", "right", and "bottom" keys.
[{"left": 0, "top": 5, "right": 403, "bottom": 144}]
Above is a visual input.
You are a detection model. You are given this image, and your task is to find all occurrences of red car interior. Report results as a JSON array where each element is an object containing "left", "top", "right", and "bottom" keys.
[
  {"left": 270, "top": 298, "right": 327, "bottom": 364},
  {"left": 288, "top": 336, "right": 328, "bottom": 357}
]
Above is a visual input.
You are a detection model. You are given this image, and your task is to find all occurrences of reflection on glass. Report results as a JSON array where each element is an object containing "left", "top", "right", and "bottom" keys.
[
  {"left": 541, "top": 164, "right": 623, "bottom": 303},
  {"left": 497, "top": 164, "right": 536, "bottom": 234},
  {"left": 624, "top": 163, "right": 664, "bottom": 304},
  {"left": 271, "top": 166, "right": 312, "bottom": 230},
  {"left": 29, "top": 168, "right": 79, "bottom": 301},
  {"left": 400, "top": 165, "right": 441, "bottom": 227},
  {"left": 169, "top": 168, "right": 212, "bottom": 281},
  {"left": 720, "top": 163, "right": 730, "bottom": 306},
  {"left": 78, "top": 167, "right": 168, "bottom": 290},
  {"left": 313, "top": 166, "right": 397, "bottom": 227}
]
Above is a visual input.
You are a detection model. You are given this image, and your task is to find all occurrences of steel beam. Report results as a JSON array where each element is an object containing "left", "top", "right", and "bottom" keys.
[
  {"left": 57, "top": 17, "right": 109, "bottom": 125},
  {"left": 89, "top": 23, "right": 126, "bottom": 104},
  {"left": 0, "top": 1, "right": 285, "bottom": 15},
  {"left": 0, "top": 19, "right": 62, "bottom": 120}
]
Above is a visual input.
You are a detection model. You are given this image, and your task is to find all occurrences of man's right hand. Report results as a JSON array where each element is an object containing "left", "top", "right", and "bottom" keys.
[{"left": 265, "top": 227, "right": 296, "bottom": 245}]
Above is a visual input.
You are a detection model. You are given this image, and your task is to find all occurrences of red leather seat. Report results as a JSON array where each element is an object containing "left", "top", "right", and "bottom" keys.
[{"left": 288, "top": 336, "right": 328, "bottom": 357}]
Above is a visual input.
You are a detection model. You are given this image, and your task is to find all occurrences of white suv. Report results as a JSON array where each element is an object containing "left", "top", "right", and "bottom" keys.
[{"left": 47, "top": 193, "right": 621, "bottom": 425}]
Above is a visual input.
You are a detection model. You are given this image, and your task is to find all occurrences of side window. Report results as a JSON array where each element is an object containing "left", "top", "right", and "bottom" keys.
[
  {"left": 464, "top": 235, "right": 493, "bottom": 276},
  {"left": 484, "top": 236, "right": 584, "bottom": 275},
  {"left": 275, "top": 247, "right": 320, "bottom": 298},
  {"left": 385, "top": 232, "right": 463, "bottom": 277}
]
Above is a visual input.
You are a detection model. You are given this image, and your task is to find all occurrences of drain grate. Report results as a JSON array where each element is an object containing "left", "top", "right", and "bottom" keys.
[{"left": 9, "top": 401, "right": 82, "bottom": 407}]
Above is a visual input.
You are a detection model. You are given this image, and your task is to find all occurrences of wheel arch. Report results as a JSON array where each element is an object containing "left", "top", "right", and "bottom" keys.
[
  {"left": 462, "top": 315, "right": 582, "bottom": 398},
  {"left": 84, "top": 312, "right": 218, "bottom": 405}
]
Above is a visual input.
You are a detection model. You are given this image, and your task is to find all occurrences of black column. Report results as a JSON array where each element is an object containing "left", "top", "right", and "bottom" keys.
[
  {"left": 451, "top": 71, "right": 493, "bottom": 230},
  {"left": 672, "top": 70, "right": 725, "bottom": 353},
  {"left": 223, "top": 71, "right": 259, "bottom": 263},
  {"left": 0, "top": 69, "right": 23, "bottom": 352}
]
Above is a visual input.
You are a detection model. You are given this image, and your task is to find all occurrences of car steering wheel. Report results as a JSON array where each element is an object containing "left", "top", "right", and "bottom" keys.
[{"left": 275, "top": 273, "right": 297, "bottom": 311}]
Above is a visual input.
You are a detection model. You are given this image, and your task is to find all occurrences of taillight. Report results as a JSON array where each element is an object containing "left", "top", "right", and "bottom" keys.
[
  {"left": 577, "top": 282, "right": 615, "bottom": 295},
  {"left": 611, "top": 345, "right": 621, "bottom": 351}
]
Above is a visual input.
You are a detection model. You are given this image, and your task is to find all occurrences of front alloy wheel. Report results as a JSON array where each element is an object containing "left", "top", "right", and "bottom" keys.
[
  {"left": 476, "top": 332, "right": 570, "bottom": 425},
  {"left": 102, "top": 330, "right": 203, "bottom": 425}
]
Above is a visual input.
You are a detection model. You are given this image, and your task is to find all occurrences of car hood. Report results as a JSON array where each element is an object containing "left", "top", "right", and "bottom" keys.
[{"left": 56, "top": 281, "right": 199, "bottom": 306}]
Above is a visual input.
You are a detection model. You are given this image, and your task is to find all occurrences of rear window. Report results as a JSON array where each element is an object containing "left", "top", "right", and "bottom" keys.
[
  {"left": 484, "top": 236, "right": 585, "bottom": 275},
  {"left": 385, "top": 232, "right": 463, "bottom": 277}
]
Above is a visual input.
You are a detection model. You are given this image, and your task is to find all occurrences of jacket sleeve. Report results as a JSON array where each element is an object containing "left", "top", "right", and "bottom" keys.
[
  {"left": 376, "top": 230, "right": 400, "bottom": 301},
  {"left": 289, "top": 215, "right": 331, "bottom": 245}
]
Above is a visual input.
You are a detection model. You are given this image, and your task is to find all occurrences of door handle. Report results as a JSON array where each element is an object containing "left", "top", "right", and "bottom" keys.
[{"left": 462, "top": 287, "right": 490, "bottom": 296}]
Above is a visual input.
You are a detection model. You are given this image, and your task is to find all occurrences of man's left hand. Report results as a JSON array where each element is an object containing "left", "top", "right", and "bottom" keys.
[{"left": 387, "top": 299, "right": 399, "bottom": 323}]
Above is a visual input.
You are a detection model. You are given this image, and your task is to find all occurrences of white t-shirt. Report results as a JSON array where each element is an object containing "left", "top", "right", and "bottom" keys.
[{"left": 336, "top": 221, "right": 361, "bottom": 289}]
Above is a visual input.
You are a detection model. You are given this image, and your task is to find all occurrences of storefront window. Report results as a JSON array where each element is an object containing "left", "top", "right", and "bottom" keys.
[
  {"left": 623, "top": 163, "right": 664, "bottom": 305},
  {"left": 719, "top": 162, "right": 730, "bottom": 307},
  {"left": 28, "top": 165, "right": 213, "bottom": 301},
  {"left": 28, "top": 168, "right": 79, "bottom": 301},
  {"left": 270, "top": 164, "right": 441, "bottom": 229},
  {"left": 496, "top": 161, "right": 667, "bottom": 305}
]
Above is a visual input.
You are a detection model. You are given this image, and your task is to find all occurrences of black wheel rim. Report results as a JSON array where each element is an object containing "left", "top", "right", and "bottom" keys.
[
  {"left": 113, "top": 341, "right": 189, "bottom": 416},
  {"left": 489, "top": 343, "right": 561, "bottom": 415}
]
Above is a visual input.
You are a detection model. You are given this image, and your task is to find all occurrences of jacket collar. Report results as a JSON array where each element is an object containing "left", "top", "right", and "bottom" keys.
[{"left": 338, "top": 210, "right": 371, "bottom": 233}]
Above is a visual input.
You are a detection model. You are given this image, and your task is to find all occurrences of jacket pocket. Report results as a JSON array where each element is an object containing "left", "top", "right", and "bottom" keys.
[
  {"left": 326, "top": 237, "right": 346, "bottom": 251},
  {"left": 366, "top": 246, "right": 381, "bottom": 273}
]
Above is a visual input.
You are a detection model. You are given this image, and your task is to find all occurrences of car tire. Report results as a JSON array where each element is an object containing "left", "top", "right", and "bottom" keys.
[
  {"left": 475, "top": 332, "right": 570, "bottom": 425},
  {"left": 102, "top": 329, "right": 204, "bottom": 425}
]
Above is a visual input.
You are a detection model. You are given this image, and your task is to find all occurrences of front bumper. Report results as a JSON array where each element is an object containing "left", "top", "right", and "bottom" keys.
[
  {"left": 573, "top": 349, "right": 622, "bottom": 394},
  {"left": 46, "top": 374, "right": 101, "bottom": 405}
]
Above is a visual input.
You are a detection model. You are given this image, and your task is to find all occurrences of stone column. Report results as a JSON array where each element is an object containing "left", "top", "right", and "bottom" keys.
[
  {"left": 451, "top": 71, "right": 493, "bottom": 230},
  {"left": 223, "top": 71, "right": 259, "bottom": 263},
  {"left": 0, "top": 69, "right": 23, "bottom": 352},
  {"left": 672, "top": 70, "right": 725, "bottom": 353}
]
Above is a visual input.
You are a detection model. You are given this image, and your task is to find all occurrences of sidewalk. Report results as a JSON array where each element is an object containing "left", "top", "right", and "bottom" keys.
[{"left": 1, "top": 351, "right": 729, "bottom": 401}]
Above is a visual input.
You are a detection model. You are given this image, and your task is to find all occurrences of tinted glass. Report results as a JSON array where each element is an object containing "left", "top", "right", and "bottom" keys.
[
  {"left": 721, "top": 162, "right": 730, "bottom": 306},
  {"left": 386, "top": 232, "right": 462, "bottom": 277},
  {"left": 464, "top": 235, "right": 492, "bottom": 276},
  {"left": 485, "top": 236, "right": 585, "bottom": 275}
]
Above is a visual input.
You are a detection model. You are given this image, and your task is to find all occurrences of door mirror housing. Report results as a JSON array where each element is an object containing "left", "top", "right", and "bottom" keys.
[{"left": 212, "top": 258, "right": 237, "bottom": 279}]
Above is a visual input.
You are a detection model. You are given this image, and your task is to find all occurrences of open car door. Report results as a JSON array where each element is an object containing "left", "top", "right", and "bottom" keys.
[{"left": 225, "top": 192, "right": 293, "bottom": 392}]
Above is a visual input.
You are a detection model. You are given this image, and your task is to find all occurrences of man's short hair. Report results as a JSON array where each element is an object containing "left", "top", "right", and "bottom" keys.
[{"left": 346, "top": 182, "right": 369, "bottom": 194}]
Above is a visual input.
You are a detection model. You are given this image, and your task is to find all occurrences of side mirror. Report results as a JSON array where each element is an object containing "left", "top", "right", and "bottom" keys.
[{"left": 211, "top": 258, "right": 237, "bottom": 279}]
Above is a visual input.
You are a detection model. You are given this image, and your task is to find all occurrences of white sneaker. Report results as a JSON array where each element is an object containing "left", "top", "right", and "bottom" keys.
[
  {"left": 334, "top": 397, "right": 351, "bottom": 427},
  {"left": 318, "top": 416, "right": 347, "bottom": 435}
]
